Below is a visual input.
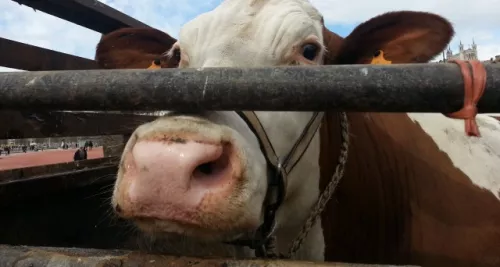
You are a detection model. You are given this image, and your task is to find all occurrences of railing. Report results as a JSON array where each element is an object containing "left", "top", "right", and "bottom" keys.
[
  {"left": 0, "top": 1, "right": 179, "bottom": 265},
  {"left": 1, "top": 65, "right": 499, "bottom": 112},
  {"left": 0, "top": 0, "right": 161, "bottom": 165},
  {"left": 1, "top": 1, "right": 499, "bottom": 266}
]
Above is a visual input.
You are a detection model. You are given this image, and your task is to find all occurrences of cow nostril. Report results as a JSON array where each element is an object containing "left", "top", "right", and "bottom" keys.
[
  {"left": 192, "top": 145, "right": 231, "bottom": 180},
  {"left": 196, "top": 162, "right": 215, "bottom": 175},
  {"left": 114, "top": 204, "right": 123, "bottom": 214}
]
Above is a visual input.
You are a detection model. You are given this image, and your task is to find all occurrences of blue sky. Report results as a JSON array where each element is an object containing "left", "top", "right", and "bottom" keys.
[{"left": 0, "top": 0, "right": 499, "bottom": 72}]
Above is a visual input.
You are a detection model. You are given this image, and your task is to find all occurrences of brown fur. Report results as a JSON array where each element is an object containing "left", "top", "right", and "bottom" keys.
[
  {"left": 96, "top": 27, "right": 178, "bottom": 69},
  {"left": 334, "top": 11, "right": 454, "bottom": 64},
  {"left": 322, "top": 26, "right": 343, "bottom": 64},
  {"left": 319, "top": 113, "right": 500, "bottom": 267},
  {"left": 319, "top": 12, "right": 500, "bottom": 267}
]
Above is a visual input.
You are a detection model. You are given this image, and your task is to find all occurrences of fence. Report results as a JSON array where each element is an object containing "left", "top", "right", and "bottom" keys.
[
  {"left": 1, "top": 65, "right": 499, "bottom": 112},
  {"left": 0, "top": 1, "right": 176, "bottom": 266},
  {"left": 1, "top": 0, "right": 499, "bottom": 266}
]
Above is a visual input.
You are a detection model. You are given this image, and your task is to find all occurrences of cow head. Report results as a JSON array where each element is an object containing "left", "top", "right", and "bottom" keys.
[{"left": 96, "top": 0, "right": 453, "bottom": 259}]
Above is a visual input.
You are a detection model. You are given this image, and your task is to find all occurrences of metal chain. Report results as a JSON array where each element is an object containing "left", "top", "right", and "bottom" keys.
[{"left": 265, "top": 112, "right": 350, "bottom": 258}]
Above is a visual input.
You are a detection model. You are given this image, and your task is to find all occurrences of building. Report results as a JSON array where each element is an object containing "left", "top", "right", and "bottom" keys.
[
  {"left": 442, "top": 40, "right": 478, "bottom": 62},
  {"left": 487, "top": 55, "right": 500, "bottom": 63},
  {"left": 438, "top": 40, "right": 498, "bottom": 64}
]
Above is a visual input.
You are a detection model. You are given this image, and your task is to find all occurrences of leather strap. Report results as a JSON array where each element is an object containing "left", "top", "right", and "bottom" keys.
[
  {"left": 238, "top": 111, "right": 324, "bottom": 177},
  {"left": 445, "top": 60, "right": 487, "bottom": 137},
  {"left": 235, "top": 110, "right": 324, "bottom": 254}
]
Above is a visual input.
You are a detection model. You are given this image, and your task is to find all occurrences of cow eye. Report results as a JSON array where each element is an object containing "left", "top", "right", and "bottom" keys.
[
  {"left": 173, "top": 48, "right": 181, "bottom": 62},
  {"left": 302, "top": 44, "right": 318, "bottom": 61}
]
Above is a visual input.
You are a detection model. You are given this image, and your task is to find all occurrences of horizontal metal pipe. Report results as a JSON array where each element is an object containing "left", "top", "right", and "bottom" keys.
[
  {"left": 0, "top": 64, "right": 499, "bottom": 112},
  {"left": 0, "top": 245, "right": 418, "bottom": 267},
  {"left": 0, "top": 111, "right": 155, "bottom": 139},
  {"left": 0, "top": 156, "right": 119, "bottom": 184},
  {"left": 0, "top": 165, "right": 118, "bottom": 207},
  {"left": 12, "top": 0, "right": 151, "bottom": 34},
  {"left": 0, "top": 37, "right": 98, "bottom": 71}
]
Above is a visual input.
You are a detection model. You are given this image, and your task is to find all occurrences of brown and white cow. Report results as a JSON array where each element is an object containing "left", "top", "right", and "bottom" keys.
[{"left": 95, "top": 0, "right": 500, "bottom": 266}]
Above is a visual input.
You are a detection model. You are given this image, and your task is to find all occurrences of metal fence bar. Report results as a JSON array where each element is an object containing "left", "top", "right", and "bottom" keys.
[
  {"left": 0, "top": 64, "right": 499, "bottom": 112},
  {"left": 0, "top": 37, "right": 98, "bottom": 71},
  {"left": 0, "top": 111, "right": 156, "bottom": 139},
  {"left": 0, "top": 159, "right": 118, "bottom": 207},
  {"left": 12, "top": 0, "right": 151, "bottom": 34},
  {"left": 0, "top": 156, "right": 118, "bottom": 184},
  {"left": 0, "top": 245, "right": 418, "bottom": 267}
]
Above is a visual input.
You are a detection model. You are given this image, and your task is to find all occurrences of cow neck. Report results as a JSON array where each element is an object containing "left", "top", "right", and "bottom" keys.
[
  {"left": 318, "top": 112, "right": 500, "bottom": 265},
  {"left": 317, "top": 56, "right": 491, "bottom": 265}
]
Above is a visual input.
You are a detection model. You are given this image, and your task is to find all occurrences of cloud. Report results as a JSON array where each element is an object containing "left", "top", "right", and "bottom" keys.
[{"left": 0, "top": 0, "right": 498, "bottom": 74}]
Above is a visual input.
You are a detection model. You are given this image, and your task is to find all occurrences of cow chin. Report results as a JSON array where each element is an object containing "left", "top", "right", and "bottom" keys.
[
  {"left": 131, "top": 213, "right": 256, "bottom": 242},
  {"left": 111, "top": 114, "right": 268, "bottom": 245}
]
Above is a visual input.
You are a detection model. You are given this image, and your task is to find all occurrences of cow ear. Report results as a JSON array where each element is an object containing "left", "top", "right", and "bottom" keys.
[
  {"left": 95, "top": 28, "right": 177, "bottom": 69},
  {"left": 322, "top": 26, "right": 344, "bottom": 65},
  {"left": 334, "top": 11, "right": 454, "bottom": 64}
]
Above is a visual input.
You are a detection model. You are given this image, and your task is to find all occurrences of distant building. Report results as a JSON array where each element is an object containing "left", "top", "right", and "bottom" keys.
[
  {"left": 441, "top": 40, "right": 478, "bottom": 62},
  {"left": 437, "top": 40, "right": 498, "bottom": 64},
  {"left": 487, "top": 55, "right": 500, "bottom": 63}
]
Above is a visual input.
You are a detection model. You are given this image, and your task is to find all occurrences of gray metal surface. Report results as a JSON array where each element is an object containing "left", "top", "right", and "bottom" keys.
[
  {"left": 11, "top": 0, "right": 151, "bottom": 34},
  {"left": 0, "top": 111, "right": 156, "bottom": 139},
  {"left": 0, "top": 245, "right": 418, "bottom": 267},
  {"left": 0, "top": 64, "right": 498, "bottom": 112},
  {"left": 0, "top": 157, "right": 119, "bottom": 206},
  {"left": 0, "top": 37, "right": 98, "bottom": 71}
]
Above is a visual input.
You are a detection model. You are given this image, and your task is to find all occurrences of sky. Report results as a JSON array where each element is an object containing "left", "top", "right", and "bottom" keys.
[{"left": 0, "top": 0, "right": 499, "bottom": 73}]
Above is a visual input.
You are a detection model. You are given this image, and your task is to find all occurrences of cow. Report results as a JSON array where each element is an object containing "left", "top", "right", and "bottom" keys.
[{"left": 95, "top": 0, "right": 500, "bottom": 266}]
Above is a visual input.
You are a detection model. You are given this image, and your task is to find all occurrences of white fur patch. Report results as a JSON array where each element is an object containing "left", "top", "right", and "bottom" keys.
[
  {"left": 177, "top": 0, "right": 324, "bottom": 68},
  {"left": 408, "top": 113, "right": 500, "bottom": 199}
]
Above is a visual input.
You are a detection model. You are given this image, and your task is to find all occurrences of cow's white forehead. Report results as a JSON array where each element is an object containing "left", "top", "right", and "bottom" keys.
[{"left": 178, "top": 0, "right": 323, "bottom": 67}]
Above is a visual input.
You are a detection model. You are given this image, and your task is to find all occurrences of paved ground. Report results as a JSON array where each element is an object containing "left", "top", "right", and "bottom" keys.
[{"left": 0, "top": 147, "right": 104, "bottom": 171}]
